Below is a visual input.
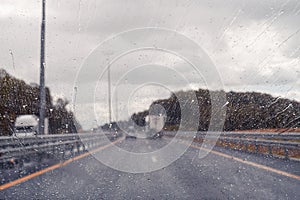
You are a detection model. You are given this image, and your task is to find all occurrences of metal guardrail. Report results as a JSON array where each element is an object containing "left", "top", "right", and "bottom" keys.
[
  {"left": 164, "top": 131, "right": 300, "bottom": 141},
  {"left": 214, "top": 132, "right": 300, "bottom": 141},
  {"left": 164, "top": 131, "right": 300, "bottom": 160},
  {"left": 0, "top": 132, "right": 119, "bottom": 168},
  {"left": 1, "top": 131, "right": 299, "bottom": 168},
  {"left": 213, "top": 137, "right": 299, "bottom": 160}
]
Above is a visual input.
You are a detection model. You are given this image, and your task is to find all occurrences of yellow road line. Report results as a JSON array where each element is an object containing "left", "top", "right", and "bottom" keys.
[
  {"left": 0, "top": 138, "right": 123, "bottom": 191},
  {"left": 190, "top": 144, "right": 300, "bottom": 181}
]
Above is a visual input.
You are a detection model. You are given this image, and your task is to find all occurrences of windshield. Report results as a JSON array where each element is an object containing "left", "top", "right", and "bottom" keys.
[
  {"left": 0, "top": 0, "right": 299, "bottom": 199},
  {"left": 15, "top": 126, "right": 34, "bottom": 131}
]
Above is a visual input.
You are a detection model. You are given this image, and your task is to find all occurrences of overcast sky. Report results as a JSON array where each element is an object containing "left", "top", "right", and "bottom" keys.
[{"left": 0, "top": 0, "right": 299, "bottom": 129}]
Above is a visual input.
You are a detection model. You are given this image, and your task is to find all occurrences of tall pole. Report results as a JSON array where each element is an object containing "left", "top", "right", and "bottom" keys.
[
  {"left": 73, "top": 86, "right": 77, "bottom": 114},
  {"left": 108, "top": 64, "right": 112, "bottom": 126},
  {"left": 115, "top": 88, "right": 118, "bottom": 122},
  {"left": 38, "top": 0, "right": 46, "bottom": 135}
]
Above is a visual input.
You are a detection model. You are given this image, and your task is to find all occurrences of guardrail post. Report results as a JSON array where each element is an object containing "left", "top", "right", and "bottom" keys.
[
  {"left": 268, "top": 145, "right": 272, "bottom": 156},
  {"left": 221, "top": 138, "right": 228, "bottom": 148},
  {"left": 70, "top": 144, "right": 74, "bottom": 157},
  {"left": 284, "top": 147, "right": 289, "bottom": 159},
  {"left": 52, "top": 145, "right": 56, "bottom": 158},
  {"left": 76, "top": 142, "right": 80, "bottom": 155},
  {"left": 255, "top": 144, "right": 258, "bottom": 153},
  {"left": 61, "top": 145, "right": 66, "bottom": 160},
  {"left": 245, "top": 142, "right": 248, "bottom": 152}
]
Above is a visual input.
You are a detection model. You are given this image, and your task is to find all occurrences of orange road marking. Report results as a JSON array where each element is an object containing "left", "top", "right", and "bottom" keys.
[
  {"left": 190, "top": 144, "right": 300, "bottom": 181},
  {"left": 0, "top": 138, "right": 123, "bottom": 191}
]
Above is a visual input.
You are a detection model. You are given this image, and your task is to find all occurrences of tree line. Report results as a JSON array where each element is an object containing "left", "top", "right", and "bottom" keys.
[
  {"left": 130, "top": 88, "right": 300, "bottom": 132},
  {"left": 0, "top": 69, "right": 80, "bottom": 136}
]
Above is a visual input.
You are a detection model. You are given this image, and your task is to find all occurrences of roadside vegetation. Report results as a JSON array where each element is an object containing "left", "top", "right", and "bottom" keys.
[{"left": 0, "top": 69, "right": 80, "bottom": 136}]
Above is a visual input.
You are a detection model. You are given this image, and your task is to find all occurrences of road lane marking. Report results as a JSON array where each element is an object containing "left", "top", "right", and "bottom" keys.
[
  {"left": 0, "top": 138, "right": 123, "bottom": 191},
  {"left": 190, "top": 144, "right": 300, "bottom": 181}
]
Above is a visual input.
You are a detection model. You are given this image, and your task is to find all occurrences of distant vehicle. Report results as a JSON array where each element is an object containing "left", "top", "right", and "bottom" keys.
[
  {"left": 147, "top": 114, "right": 165, "bottom": 139},
  {"left": 125, "top": 134, "right": 137, "bottom": 139},
  {"left": 124, "top": 125, "right": 137, "bottom": 139},
  {"left": 127, "top": 125, "right": 135, "bottom": 132},
  {"left": 13, "top": 115, "right": 49, "bottom": 137}
]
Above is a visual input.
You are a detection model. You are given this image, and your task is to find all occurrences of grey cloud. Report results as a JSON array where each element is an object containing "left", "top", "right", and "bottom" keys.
[{"left": 1, "top": 0, "right": 299, "bottom": 128}]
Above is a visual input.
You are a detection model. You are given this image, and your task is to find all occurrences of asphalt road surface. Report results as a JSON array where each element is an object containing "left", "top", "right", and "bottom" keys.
[{"left": 1, "top": 137, "right": 300, "bottom": 199}]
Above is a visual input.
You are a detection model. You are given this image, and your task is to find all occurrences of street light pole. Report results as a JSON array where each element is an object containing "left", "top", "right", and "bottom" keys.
[
  {"left": 108, "top": 64, "right": 112, "bottom": 126},
  {"left": 115, "top": 88, "right": 118, "bottom": 122},
  {"left": 38, "top": 0, "right": 46, "bottom": 135},
  {"left": 104, "top": 50, "right": 113, "bottom": 128}
]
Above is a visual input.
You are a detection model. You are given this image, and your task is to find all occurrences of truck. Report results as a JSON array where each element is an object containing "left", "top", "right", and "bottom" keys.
[
  {"left": 147, "top": 114, "right": 165, "bottom": 139},
  {"left": 13, "top": 115, "right": 49, "bottom": 137}
]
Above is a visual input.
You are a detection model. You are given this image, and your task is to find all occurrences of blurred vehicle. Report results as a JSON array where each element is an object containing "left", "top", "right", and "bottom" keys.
[
  {"left": 147, "top": 114, "right": 165, "bottom": 139},
  {"left": 125, "top": 134, "right": 137, "bottom": 139},
  {"left": 13, "top": 115, "right": 49, "bottom": 137},
  {"left": 124, "top": 125, "right": 137, "bottom": 139}
]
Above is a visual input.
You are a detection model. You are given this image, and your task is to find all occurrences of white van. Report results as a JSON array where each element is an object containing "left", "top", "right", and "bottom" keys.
[{"left": 14, "top": 115, "right": 39, "bottom": 137}]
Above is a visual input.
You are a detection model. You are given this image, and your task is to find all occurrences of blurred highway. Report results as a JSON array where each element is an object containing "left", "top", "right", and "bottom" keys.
[{"left": 1, "top": 137, "right": 300, "bottom": 199}]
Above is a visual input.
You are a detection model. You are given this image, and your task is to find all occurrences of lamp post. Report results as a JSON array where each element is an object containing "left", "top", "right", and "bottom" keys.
[
  {"left": 38, "top": 0, "right": 46, "bottom": 135},
  {"left": 115, "top": 87, "right": 118, "bottom": 123},
  {"left": 108, "top": 64, "right": 112, "bottom": 126}
]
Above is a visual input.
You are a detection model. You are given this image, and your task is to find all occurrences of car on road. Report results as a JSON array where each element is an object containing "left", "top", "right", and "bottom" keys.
[{"left": 125, "top": 134, "right": 137, "bottom": 139}]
